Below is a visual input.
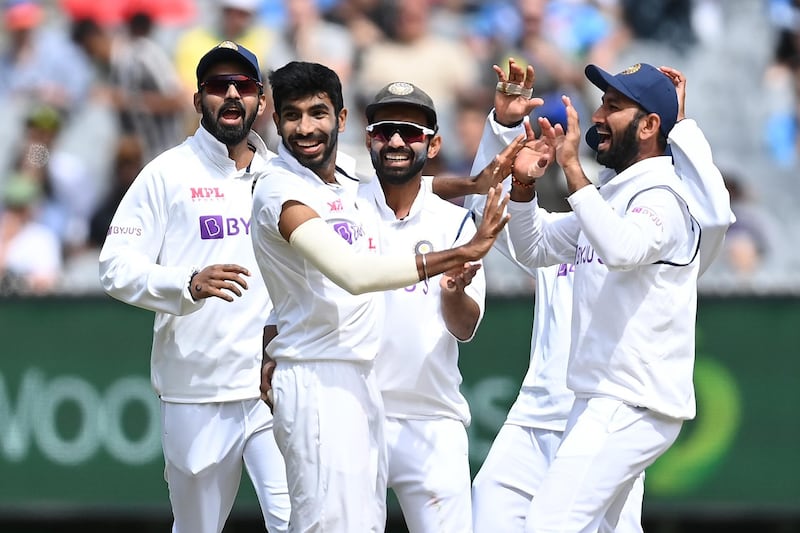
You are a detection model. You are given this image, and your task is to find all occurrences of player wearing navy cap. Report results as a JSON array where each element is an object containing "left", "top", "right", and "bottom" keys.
[
  {"left": 503, "top": 62, "right": 733, "bottom": 532},
  {"left": 99, "top": 41, "right": 290, "bottom": 533}
]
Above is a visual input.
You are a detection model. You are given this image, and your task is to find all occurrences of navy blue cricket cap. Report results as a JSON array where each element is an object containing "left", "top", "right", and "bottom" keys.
[
  {"left": 196, "top": 40, "right": 262, "bottom": 86},
  {"left": 584, "top": 63, "right": 678, "bottom": 144}
]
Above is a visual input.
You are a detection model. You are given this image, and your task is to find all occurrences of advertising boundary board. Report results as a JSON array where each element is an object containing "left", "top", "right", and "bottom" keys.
[{"left": 1, "top": 296, "right": 798, "bottom": 522}]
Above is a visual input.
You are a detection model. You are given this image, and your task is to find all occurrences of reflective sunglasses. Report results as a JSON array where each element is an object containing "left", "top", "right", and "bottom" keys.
[
  {"left": 366, "top": 121, "right": 436, "bottom": 144},
  {"left": 200, "top": 74, "right": 263, "bottom": 97}
]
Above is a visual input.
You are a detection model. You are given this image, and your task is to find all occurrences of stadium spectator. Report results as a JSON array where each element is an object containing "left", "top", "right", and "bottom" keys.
[
  {"left": 173, "top": 0, "right": 274, "bottom": 99},
  {"left": 354, "top": 0, "right": 481, "bottom": 166},
  {"left": 713, "top": 172, "right": 782, "bottom": 280},
  {"left": 10, "top": 103, "right": 95, "bottom": 257},
  {"left": 264, "top": 0, "right": 357, "bottom": 148},
  {"left": 88, "top": 134, "right": 144, "bottom": 248},
  {"left": 0, "top": 173, "right": 62, "bottom": 295},
  {"left": 71, "top": 14, "right": 187, "bottom": 162},
  {"left": 0, "top": 0, "right": 93, "bottom": 113}
]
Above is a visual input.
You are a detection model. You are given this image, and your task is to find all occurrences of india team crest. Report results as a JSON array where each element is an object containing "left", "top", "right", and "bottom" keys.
[
  {"left": 620, "top": 64, "right": 642, "bottom": 75},
  {"left": 387, "top": 82, "right": 414, "bottom": 96},
  {"left": 414, "top": 240, "right": 434, "bottom": 254},
  {"left": 217, "top": 40, "right": 239, "bottom": 51}
]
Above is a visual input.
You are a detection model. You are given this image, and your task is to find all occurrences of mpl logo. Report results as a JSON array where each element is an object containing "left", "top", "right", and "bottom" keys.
[
  {"left": 199, "top": 215, "right": 251, "bottom": 239},
  {"left": 191, "top": 187, "right": 225, "bottom": 201}
]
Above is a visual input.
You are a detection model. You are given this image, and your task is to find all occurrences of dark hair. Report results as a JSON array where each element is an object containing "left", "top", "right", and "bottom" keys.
[
  {"left": 268, "top": 61, "right": 344, "bottom": 116},
  {"left": 127, "top": 12, "right": 153, "bottom": 37},
  {"left": 70, "top": 17, "right": 102, "bottom": 47}
]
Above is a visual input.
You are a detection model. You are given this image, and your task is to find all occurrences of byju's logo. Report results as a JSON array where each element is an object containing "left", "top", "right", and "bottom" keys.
[
  {"left": 330, "top": 219, "right": 364, "bottom": 245},
  {"left": 199, "top": 216, "right": 251, "bottom": 239}
]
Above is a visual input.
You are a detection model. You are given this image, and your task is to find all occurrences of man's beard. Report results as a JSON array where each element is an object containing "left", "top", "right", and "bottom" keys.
[
  {"left": 595, "top": 116, "right": 642, "bottom": 173},
  {"left": 201, "top": 100, "right": 257, "bottom": 146},
  {"left": 371, "top": 147, "right": 427, "bottom": 186},
  {"left": 286, "top": 124, "right": 339, "bottom": 171}
]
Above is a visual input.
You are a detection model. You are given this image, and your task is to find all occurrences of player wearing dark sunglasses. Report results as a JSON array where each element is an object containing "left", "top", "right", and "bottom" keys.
[{"left": 99, "top": 41, "right": 290, "bottom": 533}]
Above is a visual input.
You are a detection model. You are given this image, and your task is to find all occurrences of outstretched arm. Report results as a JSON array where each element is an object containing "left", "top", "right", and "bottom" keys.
[{"left": 280, "top": 185, "right": 511, "bottom": 295}]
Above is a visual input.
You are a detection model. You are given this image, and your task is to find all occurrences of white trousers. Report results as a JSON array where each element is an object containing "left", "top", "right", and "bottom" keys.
[
  {"left": 472, "top": 423, "right": 644, "bottom": 533},
  {"left": 385, "top": 416, "right": 472, "bottom": 533},
  {"left": 525, "top": 397, "right": 682, "bottom": 533},
  {"left": 161, "top": 399, "right": 290, "bottom": 533},
  {"left": 272, "top": 360, "right": 387, "bottom": 533}
]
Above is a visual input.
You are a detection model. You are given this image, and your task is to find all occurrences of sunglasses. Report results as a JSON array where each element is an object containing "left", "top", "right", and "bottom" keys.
[
  {"left": 366, "top": 121, "right": 435, "bottom": 144},
  {"left": 200, "top": 74, "right": 263, "bottom": 97}
]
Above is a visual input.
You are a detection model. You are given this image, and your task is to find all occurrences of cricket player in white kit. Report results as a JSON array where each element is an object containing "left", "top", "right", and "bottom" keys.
[
  {"left": 504, "top": 63, "right": 734, "bottom": 533},
  {"left": 360, "top": 82, "right": 486, "bottom": 533},
  {"left": 99, "top": 42, "right": 290, "bottom": 533},
  {"left": 250, "top": 61, "right": 514, "bottom": 533},
  {"left": 465, "top": 59, "right": 649, "bottom": 533}
]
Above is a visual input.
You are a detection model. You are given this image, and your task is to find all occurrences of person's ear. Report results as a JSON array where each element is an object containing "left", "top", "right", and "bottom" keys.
[
  {"left": 427, "top": 133, "right": 442, "bottom": 158},
  {"left": 193, "top": 92, "right": 202, "bottom": 114},
  {"left": 256, "top": 93, "right": 267, "bottom": 115},
  {"left": 272, "top": 112, "right": 281, "bottom": 135},
  {"left": 639, "top": 112, "right": 661, "bottom": 141}
]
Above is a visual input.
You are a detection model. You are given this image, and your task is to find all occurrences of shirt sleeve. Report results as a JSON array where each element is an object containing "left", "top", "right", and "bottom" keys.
[
  {"left": 507, "top": 196, "right": 580, "bottom": 268},
  {"left": 569, "top": 184, "right": 695, "bottom": 270},
  {"left": 98, "top": 167, "right": 204, "bottom": 316}
]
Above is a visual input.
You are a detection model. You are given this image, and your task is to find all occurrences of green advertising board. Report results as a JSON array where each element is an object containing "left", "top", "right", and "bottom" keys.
[{"left": 1, "top": 296, "right": 799, "bottom": 518}]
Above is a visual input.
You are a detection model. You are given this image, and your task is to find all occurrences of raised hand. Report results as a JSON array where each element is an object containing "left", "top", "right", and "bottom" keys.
[
  {"left": 538, "top": 95, "right": 582, "bottom": 171},
  {"left": 464, "top": 184, "right": 511, "bottom": 260},
  {"left": 493, "top": 57, "right": 545, "bottom": 126},
  {"left": 469, "top": 132, "right": 528, "bottom": 193},
  {"left": 658, "top": 66, "right": 686, "bottom": 121},
  {"left": 512, "top": 118, "right": 555, "bottom": 185}
]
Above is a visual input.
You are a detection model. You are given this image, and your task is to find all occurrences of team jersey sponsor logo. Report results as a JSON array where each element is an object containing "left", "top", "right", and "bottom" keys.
[
  {"left": 199, "top": 215, "right": 251, "bottom": 239},
  {"left": 190, "top": 187, "right": 225, "bottom": 201},
  {"left": 107, "top": 225, "right": 142, "bottom": 237},
  {"left": 329, "top": 219, "right": 364, "bottom": 245},
  {"left": 327, "top": 198, "right": 344, "bottom": 213},
  {"left": 630, "top": 206, "right": 663, "bottom": 226},
  {"left": 557, "top": 263, "right": 575, "bottom": 276}
]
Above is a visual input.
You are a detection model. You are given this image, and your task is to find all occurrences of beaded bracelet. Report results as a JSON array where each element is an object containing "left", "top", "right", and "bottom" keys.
[{"left": 511, "top": 176, "right": 534, "bottom": 189}]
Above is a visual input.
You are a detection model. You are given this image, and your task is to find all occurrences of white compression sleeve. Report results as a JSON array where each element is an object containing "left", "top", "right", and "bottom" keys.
[{"left": 289, "top": 217, "right": 420, "bottom": 295}]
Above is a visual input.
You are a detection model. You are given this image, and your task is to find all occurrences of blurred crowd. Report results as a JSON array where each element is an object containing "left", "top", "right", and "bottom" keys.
[{"left": 0, "top": 0, "right": 797, "bottom": 297}]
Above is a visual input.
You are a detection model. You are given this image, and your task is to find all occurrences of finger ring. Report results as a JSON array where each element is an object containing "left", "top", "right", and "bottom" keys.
[
  {"left": 195, "top": 284, "right": 202, "bottom": 292},
  {"left": 496, "top": 81, "right": 534, "bottom": 99}
]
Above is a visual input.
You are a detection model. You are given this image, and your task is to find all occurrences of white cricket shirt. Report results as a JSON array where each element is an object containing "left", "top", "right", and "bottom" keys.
[
  {"left": 361, "top": 176, "right": 485, "bottom": 426},
  {"left": 508, "top": 157, "right": 700, "bottom": 420},
  {"left": 251, "top": 144, "right": 383, "bottom": 363},
  {"left": 99, "top": 126, "right": 274, "bottom": 403},
  {"left": 465, "top": 113, "right": 577, "bottom": 431}
]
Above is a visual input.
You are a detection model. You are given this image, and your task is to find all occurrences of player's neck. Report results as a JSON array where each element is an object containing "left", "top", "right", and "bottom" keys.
[
  {"left": 226, "top": 141, "right": 255, "bottom": 171},
  {"left": 379, "top": 176, "right": 422, "bottom": 220}
]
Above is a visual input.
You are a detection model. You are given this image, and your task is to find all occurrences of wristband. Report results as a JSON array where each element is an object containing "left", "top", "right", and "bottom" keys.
[
  {"left": 492, "top": 110, "right": 523, "bottom": 129},
  {"left": 188, "top": 269, "right": 200, "bottom": 300}
]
